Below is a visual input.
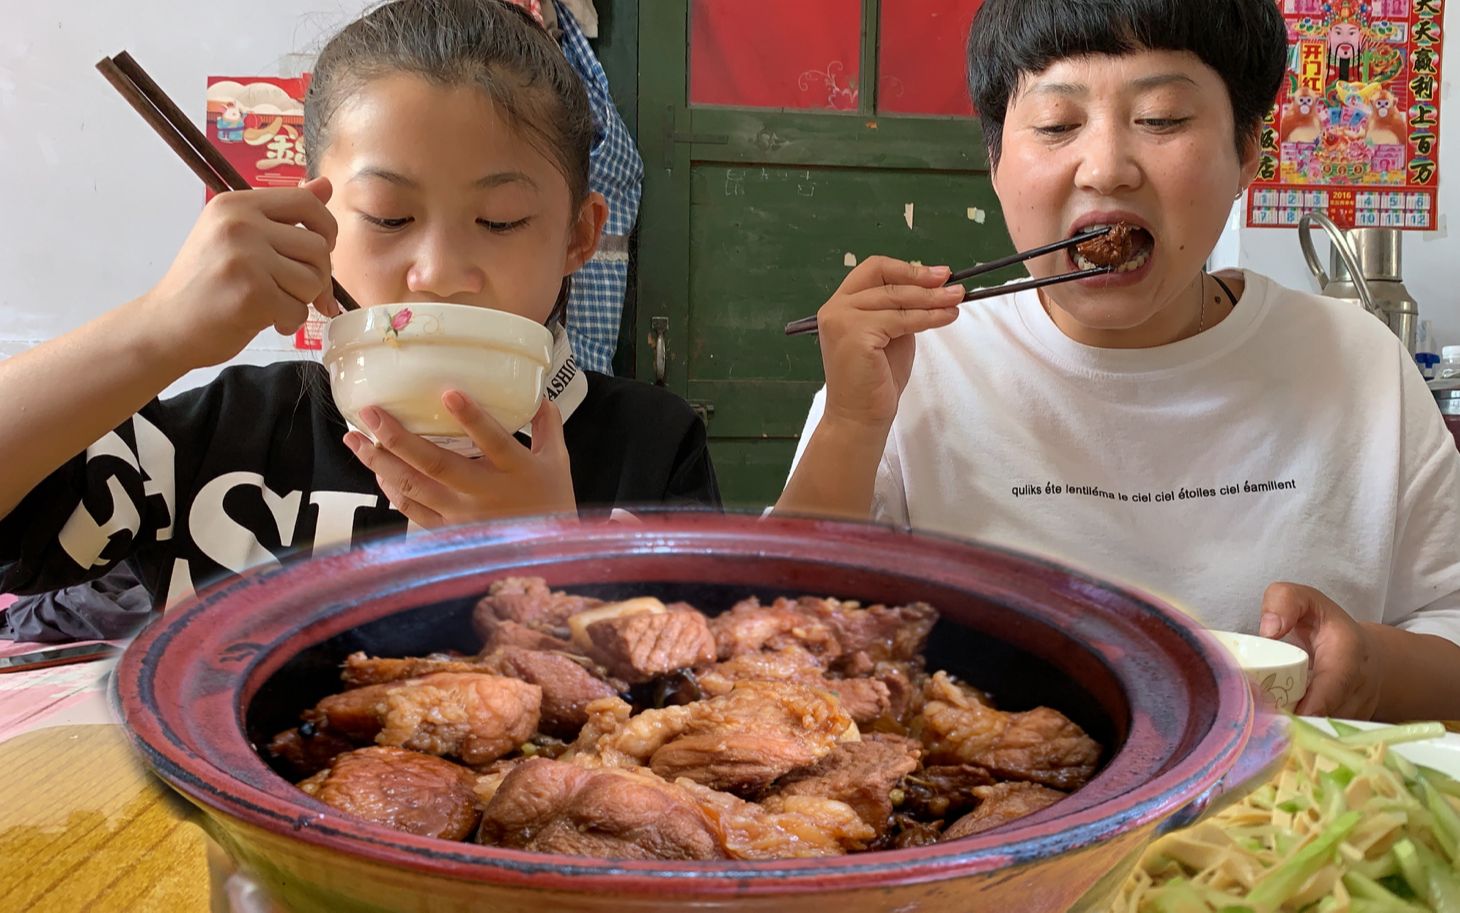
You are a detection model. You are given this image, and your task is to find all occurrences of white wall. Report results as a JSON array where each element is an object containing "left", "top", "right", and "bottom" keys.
[
  {"left": 5, "top": 1, "right": 1460, "bottom": 372},
  {"left": 0, "top": 0, "right": 369, "bottom": 395},
  {"left": 1220, "top": 3, "right": 1460, "bottom": 351}
]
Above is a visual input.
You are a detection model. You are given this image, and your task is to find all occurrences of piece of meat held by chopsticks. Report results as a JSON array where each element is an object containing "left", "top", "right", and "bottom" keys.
[{"left": 1074, "top": 222, "right": 1148, "bottom": 268}]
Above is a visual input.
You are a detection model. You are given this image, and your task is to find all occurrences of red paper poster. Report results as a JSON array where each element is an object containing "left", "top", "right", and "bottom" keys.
[
  {"left": 205, "top": 75, "right": 324, "bottom": 349},
  {"left": 1246, "top": 0, "right": 1444, "bottom": 230},
  {"left": 205, "top": 76, "right": 310, "bottom": 194}
]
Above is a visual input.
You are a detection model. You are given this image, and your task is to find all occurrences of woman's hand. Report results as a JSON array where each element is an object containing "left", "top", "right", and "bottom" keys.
[
  {"left": 1259, "top": 582, "right": 1381, "bottom": 719},
  {"left": 136, "top": 178, "right": 339, "bottom": 372},
  {"left": 774, "top": 257, "right": 961, "bottom": 520},
  {"left": 815, "top": 256, "right": 965, "bottom": 432},
  {"left": 344, "top": 391, "right": 576, "bottom": 528}
]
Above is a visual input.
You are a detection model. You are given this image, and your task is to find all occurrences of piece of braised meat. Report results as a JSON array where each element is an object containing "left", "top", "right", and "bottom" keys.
[
  {"left": 916, "top": 672, "right": 1101, "bottom": 791},
  {"left": 678, "top": 779, "right": 876, "bottom": 857},
  {"left": 298, "top": 746, "right": 481, "bottom": 840},
  {"left": 341, "top": 651, "right": 496, "bottom": 687},
  {"left": 480, "top": 756, "right": 875, "bottom": 861},
  {"left": 886, "top": 814, "right": 945, "bottom": 848},
  {"left": 651, "top": 682, "right": 851, "bottom": 793},
  {"left": 825, "top": 677, "right": 892, "bottom": 726},
  {"left": 707, "top": 597, "right": 843, "bottom": 660},
  {"left": 792, "top": 597, "right": 938, "bottom": 675},
  {"left": 305, "top": 672, "right": 542, "bottom": 765},
  {"left": 478, "top": 757, "right": 726, "bottom": 860},
  {"left": 900, "top": 764, "right": 997, "bottom": 820},
  {"left": 373, "top": 672, "right": 542, "bottom": 765},
  {"left": 478, "top": 646, "right": 621, "bottom": 737},
  {"left": 1074, "top": 222, "right": 1142, "bottom": 267},
  {"left": 304, "top": 681, "right": 397, "bottom": 742},
  {"left": 478, "top": 618, "right": 577, "bottom": 655},
  {"left": 266, "top": 723, "right": 359, "bottom": 778},
  {"left": 472, "top": 576, "right": 601, "bottom": 637},
  {"left": 585, "top": 609, "right": 717, "bottom": 684},
  {"left": 867, "top": 660, "right": 926, "bottom": 724},
  {"left": 697, "top": 645, "right": 829, "bottom": 695},
  {"left": 697, "top": 646, "right": 892, "bottom": 726},
  {"left": 942, "top": 781, "right": 1066, "bottom": 840},
  {"left": 706, "top": 596, "right": 937, "bottom": 679},
  {"left": 770, "top": 734, "right": 921, "bottom": 833},
  {"left": 568, "top": 681, "right": 852, "bottom": 795},
  {"left": 470, "top": 753, "right": 540, "bottom": 800}
]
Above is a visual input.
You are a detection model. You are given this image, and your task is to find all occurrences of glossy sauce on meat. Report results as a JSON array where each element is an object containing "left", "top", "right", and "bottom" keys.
[
  {"left": 300, "top": 746, "right": 481, "bottom": 840},
  {"left": 1075, "top": 222, "right": 1141, "bottom": 266},
  {"left": 268, "top": 576, "right": 1102, "bottom": 859}
]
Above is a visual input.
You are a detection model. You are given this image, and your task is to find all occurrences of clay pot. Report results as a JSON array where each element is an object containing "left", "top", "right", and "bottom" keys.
[{"left": 114, "top": 512, "right": 1275, "bottom": 913}]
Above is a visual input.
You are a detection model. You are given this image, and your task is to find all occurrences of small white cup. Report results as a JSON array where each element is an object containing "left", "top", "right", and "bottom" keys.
[{"left": 1209, "top": 630, "right": 1310, "bottom": 713}]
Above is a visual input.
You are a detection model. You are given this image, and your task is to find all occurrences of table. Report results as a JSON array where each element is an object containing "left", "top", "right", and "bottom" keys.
[
  {"left": 1, "top": 639, "right": 1456, "bottom": 913},
  {"left": 0, "top": 650, "right": 213, "bottom": 911}
]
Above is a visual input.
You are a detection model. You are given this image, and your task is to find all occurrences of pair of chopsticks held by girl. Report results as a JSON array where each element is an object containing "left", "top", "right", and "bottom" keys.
[{"left": 4, "top": 0, "right": 1460, "bottom": 722}]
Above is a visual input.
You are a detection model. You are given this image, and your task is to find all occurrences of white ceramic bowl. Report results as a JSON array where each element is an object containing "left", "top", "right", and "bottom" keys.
[
  {"left": 324, "top": 303, "right": 553, "bottom": 455},
  {"left": 1209, "top": 630, "right": 1310, "bottom": 712}
]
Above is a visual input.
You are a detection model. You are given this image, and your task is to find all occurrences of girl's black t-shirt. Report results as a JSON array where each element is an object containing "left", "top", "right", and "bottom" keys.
[{"left": 0, "top": 362, "right": 720, "bottom": 606}]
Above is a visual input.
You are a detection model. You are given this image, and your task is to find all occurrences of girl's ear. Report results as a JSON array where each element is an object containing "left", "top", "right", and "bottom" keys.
[{"left": 564, "top": 191, "right": 609, "bottom": 275}]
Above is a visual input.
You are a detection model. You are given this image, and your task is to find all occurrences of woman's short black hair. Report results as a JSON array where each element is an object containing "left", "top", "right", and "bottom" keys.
[{"left": 967, "top": 0, "right": 1288, "bottom": 164}]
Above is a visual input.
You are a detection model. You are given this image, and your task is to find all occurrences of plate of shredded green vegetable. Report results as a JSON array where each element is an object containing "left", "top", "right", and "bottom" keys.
[{"left": 1112, "top": 718, "right": 1460, "bottom": 913}]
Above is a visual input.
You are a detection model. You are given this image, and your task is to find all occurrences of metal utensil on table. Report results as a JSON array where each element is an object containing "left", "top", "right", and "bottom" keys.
[{"left": 0, "top": 643, "right": 120, "bottom": 673}]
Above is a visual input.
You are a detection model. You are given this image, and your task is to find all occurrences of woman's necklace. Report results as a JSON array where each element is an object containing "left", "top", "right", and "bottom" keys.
[{"left": 1040, "top": 273, "right": 1215, "bottom": 340}]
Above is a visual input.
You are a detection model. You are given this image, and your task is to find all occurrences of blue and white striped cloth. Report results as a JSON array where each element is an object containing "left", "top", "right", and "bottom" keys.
[{"left": 556, "top": 0, "right": 642, "bottom": 375}]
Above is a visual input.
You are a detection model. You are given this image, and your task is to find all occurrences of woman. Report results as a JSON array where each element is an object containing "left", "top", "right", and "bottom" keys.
[{"left": 778, "top": 0, "right": 1460, "bottom": 722}]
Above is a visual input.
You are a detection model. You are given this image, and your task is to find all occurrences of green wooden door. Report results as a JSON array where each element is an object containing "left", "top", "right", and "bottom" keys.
[{"left": 636, "top": 0, "right": 1015, "bottom": 508}]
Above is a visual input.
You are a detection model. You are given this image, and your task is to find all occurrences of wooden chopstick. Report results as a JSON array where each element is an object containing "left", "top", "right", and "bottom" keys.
[
  {"left": 96, "top": 52, "right": 361, "bottom": 312},
  {"left": 960, "top": 264, "right": 1116, "bottom": 302},
  {"left": 783, "top": 264, "right": 1115, "bottom": 337},
  {"left": 783, "top": 314, "right": 821, "bottom": 336},
  {"left": 946, "top": 226, "right": 1112, "bottom": 284},
  {"left": 113, "top": 52, "right": 251, "bottom": 192},
  {"left": 784, "top": 227, "right": 1117, "bottom": 337},
  {"left": 95, "top": 58, "right": 231, "bottom": 195}
]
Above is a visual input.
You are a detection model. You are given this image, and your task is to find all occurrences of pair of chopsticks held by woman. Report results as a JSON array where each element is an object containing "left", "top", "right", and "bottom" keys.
[{"left": 2, "top": 0, "right": 1459, "bottom": 722}]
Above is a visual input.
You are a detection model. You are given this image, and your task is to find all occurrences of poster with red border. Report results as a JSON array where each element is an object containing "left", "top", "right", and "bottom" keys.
[
  {"left": 1246, "top": 0, "right": 1443, "bottom": 230},
  {"left": 205, "top": 76, "right": 310, "bottom": 195},
  {"left": 205, "top": 75, "right": 324, "bottom": 349}
]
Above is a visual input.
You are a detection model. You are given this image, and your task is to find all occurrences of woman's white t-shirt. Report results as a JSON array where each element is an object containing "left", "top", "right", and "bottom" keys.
[{"left": 793, "top": 271, "right": 1460, "bottom": 642}]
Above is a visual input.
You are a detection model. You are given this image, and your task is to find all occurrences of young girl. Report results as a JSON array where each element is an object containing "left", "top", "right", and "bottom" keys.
[
  {"left": 0, "top": 0, "right": 719, "bottom": 609},
  {"left": 778, "top": 0, "right": 1460, "bottom": 722}
]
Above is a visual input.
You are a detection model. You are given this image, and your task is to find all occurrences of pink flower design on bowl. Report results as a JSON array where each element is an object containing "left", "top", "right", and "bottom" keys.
[{"left": 384, "top": 307, "right": 414, "bottom": 339}]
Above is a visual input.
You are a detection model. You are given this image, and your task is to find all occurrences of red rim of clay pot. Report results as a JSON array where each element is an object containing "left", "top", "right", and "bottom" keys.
[{"left": 113, "top": 511, "right": 1254, "bottom": 896}]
